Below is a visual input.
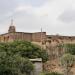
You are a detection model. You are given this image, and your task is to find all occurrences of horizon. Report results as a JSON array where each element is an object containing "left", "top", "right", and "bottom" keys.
[{"left": 0, "top": 23, "right": 75, "bottom": 37}]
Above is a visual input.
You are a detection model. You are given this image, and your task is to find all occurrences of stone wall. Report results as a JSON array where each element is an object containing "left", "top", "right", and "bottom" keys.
[
  {"left": 30, "top": 58, "right": 43, "bottom": 75},
  {"left": 32, "top": 32, "right": 46, "bottom": 42},
  {"left": 47, "top": 35, "right": 75, "bottom": 44},
  {"left": 0, "top": 33, "right": 14, "bottom": 42},
  {"left": 0, "top": 32, "right": 46, "bottom": 43},
  {"left": 1, "top": 31, "right": 75, "bottom": 45},
  {"left": 13, "top": 32, "right": 32, "bottom": 41}
]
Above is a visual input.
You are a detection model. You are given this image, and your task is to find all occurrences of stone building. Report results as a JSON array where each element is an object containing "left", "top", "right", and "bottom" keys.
[
  {"left": 1, "top": 20, "right": 75, "bottom": 74},
  {"left": 0, "top": 20, "right": 46, "bottom": 43},
  {"left": 0, "top": 20, "right": 75, "bottom": 46}
]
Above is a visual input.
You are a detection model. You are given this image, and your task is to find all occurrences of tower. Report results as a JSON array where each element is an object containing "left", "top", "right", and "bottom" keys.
[{"left": 8, "top": 19, "right": 16, "bottom": 33}]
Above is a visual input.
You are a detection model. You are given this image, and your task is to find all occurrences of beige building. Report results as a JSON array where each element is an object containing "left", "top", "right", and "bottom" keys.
[
  {"left": 0, "top": 20, "right": 75, "bottom": 45},
  {"left": 0, "top": 20, "right": 46, "bottom": 43}
]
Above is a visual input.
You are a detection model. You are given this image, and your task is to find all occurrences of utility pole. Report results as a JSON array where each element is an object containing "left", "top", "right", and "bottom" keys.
[{"left": 41, "top": 28, "right": 43, "bottom": 50}]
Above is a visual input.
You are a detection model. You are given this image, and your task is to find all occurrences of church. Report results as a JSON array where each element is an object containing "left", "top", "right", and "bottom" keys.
[
  {"left": 0, "top": 20, "right": 75, "bottom": 45},
  {"left": 0, "top": 20, "right": 46, "bottom": 43}
]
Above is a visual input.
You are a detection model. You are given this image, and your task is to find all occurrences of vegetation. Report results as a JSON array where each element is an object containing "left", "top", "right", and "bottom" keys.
[
  {"left": 0, "top": 40, "right": 48, "bottom": 75},
  {"left": 0, "top": 52, "right": 34, "bottom": 75},
  {"left": 57, "top": 43, "right": 75, "bottom": 75},
  {"left": 63, "top": 44, "right": 75, "bottom": 55},
  {"left": 61, "top": 53, "right": 75, "bottom": 75},
  {"left": 40, "top": 72, "right": 63, "bottom": 75},
  {"left": 45, "top": 72, "right": 63, "bottom": 75}
]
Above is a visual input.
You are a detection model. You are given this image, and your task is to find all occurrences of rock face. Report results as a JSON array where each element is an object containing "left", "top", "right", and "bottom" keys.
[{"left": 44, "top": 59, "right": 62, "bottom": 72}]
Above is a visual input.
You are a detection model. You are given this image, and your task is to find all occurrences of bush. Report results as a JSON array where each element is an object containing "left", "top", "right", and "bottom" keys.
[
  {"left": 0, "top": 40, "right": 49, "bottom": 75},
  {"left": 63, "top": 44, "right": 75, "bottom": 55},
  {"left": 45, "top": 72, "right": 63, "bottom": 75}
]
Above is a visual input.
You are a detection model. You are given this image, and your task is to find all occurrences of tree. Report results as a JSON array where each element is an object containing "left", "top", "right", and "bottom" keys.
[
  {"left": 0, "top": 40, "right": 48, "bottom": 75},
  {"left": 13, "top": 55, "right": 34, "bottom": 75},
  {"left": 63, "top": 44, "right": 75, "bottom": 55},
  {"left": 7, "top": 40, "right": 49, "bottom": 62},
  {"left": 0, "top": 51, "right": 34, "bottom": 75},
  {"left": 60, "top": 53, "right": 75, "bottom": 75}
]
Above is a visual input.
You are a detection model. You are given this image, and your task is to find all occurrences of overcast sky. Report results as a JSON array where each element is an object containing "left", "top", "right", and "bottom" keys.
[{"left": 0, "top": 0, "right": 75, "bottom": 36}]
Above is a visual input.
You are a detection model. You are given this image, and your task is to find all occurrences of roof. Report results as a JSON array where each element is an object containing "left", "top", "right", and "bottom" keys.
[{"left": 29, "top": 58, "right": 42, "bottom": 62}]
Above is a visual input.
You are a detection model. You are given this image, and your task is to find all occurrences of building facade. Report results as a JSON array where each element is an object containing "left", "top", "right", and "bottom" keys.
[
  {"left": 0, "top": 21, "right": 75, "bottom": 45},
  {"left": 0, "top": 21, "right": 46, "bottom": 43}
]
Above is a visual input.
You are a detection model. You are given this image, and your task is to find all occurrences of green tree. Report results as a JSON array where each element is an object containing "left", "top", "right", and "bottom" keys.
[
  {"left": 7, "top": 40, "right": 48, "bottom": 62},
  {"left": 63, "top": 44, "right": 75, "bottom": 55},
  {"left": 13, "top": 55, "right": 34, "bottom": 75},
  {"left": 0, "top": 41, "right": 34, "bottom": 75},
  {"left": 61, "top": 53, "right": 75, "bottom": 75},
  {"left": 0, "top": 40, "right": 48, "bottom": 75},
  {"left": 0, "top": 52, "right": 34, "bottom": 75}
]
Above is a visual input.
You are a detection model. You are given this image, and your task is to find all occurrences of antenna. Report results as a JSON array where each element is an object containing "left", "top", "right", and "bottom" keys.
[
  {"left": 41, "top": 27, "right": 42, "bottom": 41},
  {"left": 41, "top": 27, "right": 43, "bottom": 50}
]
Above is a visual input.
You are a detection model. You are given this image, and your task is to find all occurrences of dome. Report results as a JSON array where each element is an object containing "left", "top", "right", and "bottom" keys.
[
  {"left": 8, "top": 19, "right": 16, "bottom": 33},
  {"left": 8, "top": 25, "right": 16, "bottom": 33}
]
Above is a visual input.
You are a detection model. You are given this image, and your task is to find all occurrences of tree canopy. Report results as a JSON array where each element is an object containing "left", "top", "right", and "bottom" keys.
[
  {"left": 0, "top": 40, "right": 48, "bottom": 75},
  {"left": 45, "top": 72, "right": 63, "bottom": 75},
  {"left": 60, "top": 53, "right": 75, "bottom": 75},
  {"left": 63, "top": 44, "right": 75, "bottom": 55}
]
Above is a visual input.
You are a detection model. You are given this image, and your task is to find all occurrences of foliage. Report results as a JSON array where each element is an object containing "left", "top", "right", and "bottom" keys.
[
  {"left": 61, "top": 53, "right": 75, "bottom": 67},
  {"left": 39, "top": 72, "right": 45, "bottom": 75},
  {"left": 0, "top": 40, "right": 48, "bottom": 75},
  {"left": 60, "top": 53, "right": 75, "bottom": 75},
  {"left": 45, "top": 72, "right": 63, "bottom": 75},
  {"left": 39, "top": 72, "right": 63, "bottom": 75},
  {"left": 6, "top": 40, "right": 48, "bottom": 62},
  {"left": 63, "top": 44, "right": 75, "bottom": 55},
  {"left": 0, "top": 52, "right": 34, "bottom": 75}
]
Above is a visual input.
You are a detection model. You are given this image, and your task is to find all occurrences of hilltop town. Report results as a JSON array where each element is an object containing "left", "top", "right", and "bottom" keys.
[
  {"left": 0, "top": 21, "right": 75, "bottom": 75},
  {"left": 0, "top": 20, "right": 75, "bottom": 45}
]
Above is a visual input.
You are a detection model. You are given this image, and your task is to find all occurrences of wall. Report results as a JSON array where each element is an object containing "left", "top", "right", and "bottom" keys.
[
  {"left": 13, "top": 32, "right": 32, "bottom": 41},
  {"left": 32, "top": 32, "right": 46, "bottom": 42},
  {"left": 30, "top": 58, "right": 43, "bottom": 75}
]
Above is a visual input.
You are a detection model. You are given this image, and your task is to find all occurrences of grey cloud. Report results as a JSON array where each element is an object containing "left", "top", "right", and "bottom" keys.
[
  {"left": 0, "top": 0, "right": 17, "bottom": 14},
  {"left": 1, "top": 0, "right": 75, "bottom": 36},
  {"left": 0, "top": 0, "right": 18, "bottom": 23},
  {"left": 16, "top": 0, "right": 47, "bottom": 6},
  {"left": 58, "top": 9, "right": 75, "bottom": 23},
  {"left": 0, "top": 0, "right": 47, "bottom": 22},
  {"left": 11, "top": 11, "right": 48, "bottom": 32}
]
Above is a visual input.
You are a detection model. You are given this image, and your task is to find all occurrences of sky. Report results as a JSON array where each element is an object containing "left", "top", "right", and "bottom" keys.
[{"left": 0, "top": 0, "right": 75, "bottom": 36}]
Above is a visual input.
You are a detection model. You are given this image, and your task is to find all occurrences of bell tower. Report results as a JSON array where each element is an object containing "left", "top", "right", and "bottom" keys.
[{"left": 8, "top": 19, "right": 16, "bottom": 33}]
